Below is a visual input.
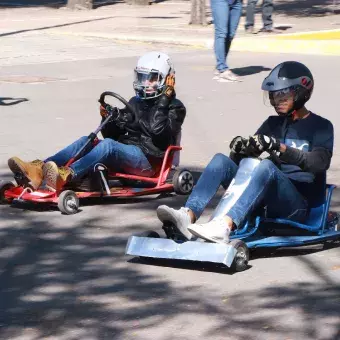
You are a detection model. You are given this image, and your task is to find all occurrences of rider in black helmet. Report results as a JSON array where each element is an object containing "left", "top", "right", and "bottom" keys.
[
  {"left": 262, "top": 61, "right": 314, "bottom": 116},
  {"left": 156, "top": 61, "right": 334, "bottom": 244}
]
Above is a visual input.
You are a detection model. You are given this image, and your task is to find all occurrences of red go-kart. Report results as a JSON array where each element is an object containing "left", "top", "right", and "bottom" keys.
[{"left": 0, "top": 92, "right": 194, "bottom": 215}]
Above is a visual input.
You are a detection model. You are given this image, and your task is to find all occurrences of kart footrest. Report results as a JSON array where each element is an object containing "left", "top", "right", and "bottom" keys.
[{"left": 125, "top": 236, "right": 237, "bottom": 268}]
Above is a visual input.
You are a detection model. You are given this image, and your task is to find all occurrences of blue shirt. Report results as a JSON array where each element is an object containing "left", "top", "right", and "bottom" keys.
[{"left": 256, "top": 112, "right": 334, "bottom": 206}]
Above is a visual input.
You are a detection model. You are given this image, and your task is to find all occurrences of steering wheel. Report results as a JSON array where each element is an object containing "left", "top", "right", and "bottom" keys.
[{"left": 98, "top": 91, "right": 138, "bottom": 124}]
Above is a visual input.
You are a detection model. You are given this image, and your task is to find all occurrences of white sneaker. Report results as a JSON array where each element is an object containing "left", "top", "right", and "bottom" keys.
[
  {"left": 218, "top": 69, "right": 242, "bottom": 83},
  {"left": 157, "top": 205, "right": 193, "bottom": 240},
  {"left": 187, "top": 217, "right": 231, "bottom": 243},
  {"left": 213, "top": 69, "right": 220, "bottom": 80}
]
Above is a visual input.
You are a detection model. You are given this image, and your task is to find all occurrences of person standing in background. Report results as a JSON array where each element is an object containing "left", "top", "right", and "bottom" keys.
[
  {"left": 211, "top": 0, "right": 243, "bottom": 82},
  {"left": 245, "top": 0, "right": 274, "bottom": 34}
]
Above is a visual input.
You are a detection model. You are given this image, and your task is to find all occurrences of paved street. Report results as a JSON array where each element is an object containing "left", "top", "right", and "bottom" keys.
[{"left": 0, "top": 2, "right": 340, "bottom": 340}]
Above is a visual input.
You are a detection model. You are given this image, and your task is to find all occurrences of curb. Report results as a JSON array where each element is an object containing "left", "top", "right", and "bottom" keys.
[
  {"left": 51, "top": 31, "right": 210, "bottom": 49},
  {"left": 273, "top": 28, "right": 340, "bottom": 40},
  {"left": 231, "top": 38, "right": 340, "bottom": 56},
  {"left": 52, "top": 30, "right": 340, "bottom": 56},
  {"left": 231, "top": 29, "right": 340, "bottom": 56}
]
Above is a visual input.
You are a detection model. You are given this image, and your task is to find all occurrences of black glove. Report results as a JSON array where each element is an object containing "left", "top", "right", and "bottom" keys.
[
  {"left": 247, "top": 134, "right": 281, "bottom": 156},
  {"left": 229, "top": 136, "right": 248, "bottom": 154}
]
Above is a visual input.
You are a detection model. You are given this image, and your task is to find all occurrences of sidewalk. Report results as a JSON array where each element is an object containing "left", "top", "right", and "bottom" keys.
[{"left": 0, "top": 1, "right": 340, "bottom": 55}]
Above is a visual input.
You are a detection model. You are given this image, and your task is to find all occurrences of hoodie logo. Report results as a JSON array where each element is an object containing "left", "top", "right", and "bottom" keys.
[
  {"left": 286, "top": 139, "right": 309, "bottom": 151},
  {"left": 291, "top": 141, "right": 308, "bottom": 150}
]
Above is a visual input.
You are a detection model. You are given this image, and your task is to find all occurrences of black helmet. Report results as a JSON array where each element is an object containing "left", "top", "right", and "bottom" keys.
[{"left": 262, "top": 61, "right": 314, "bottom": 115}]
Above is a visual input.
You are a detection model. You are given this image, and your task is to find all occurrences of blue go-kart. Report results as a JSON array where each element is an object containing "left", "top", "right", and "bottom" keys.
[{"left": 126, "top": 157, "right": 340, "bottom": 272}]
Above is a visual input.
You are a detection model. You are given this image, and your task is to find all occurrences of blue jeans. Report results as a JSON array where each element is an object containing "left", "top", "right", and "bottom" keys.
[
  {"left": 185, "top": 153, "right": 308, "bottom": 227},
  {"left": 45, "top": 136, "right": 154, "bottom": 180},
  {"left": 211, "top": 0, "right": 243, "bottom": 72}
]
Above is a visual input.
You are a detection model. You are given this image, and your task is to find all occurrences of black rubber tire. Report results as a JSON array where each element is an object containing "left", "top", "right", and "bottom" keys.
[
  {"left": 58, "top": 190, "right": 79, "bottom": 215},
  {"left": 230, "top": 239, "right": 250, "bottom": 272},
  {"left": 138, "top": 230, "right": 160, "bottom": 238},
  {"left": 0, "top": 181, "right": 15, "bottom": 205},
  {"left": 172, "top": 169, "right": 194, "bottom": 195}
]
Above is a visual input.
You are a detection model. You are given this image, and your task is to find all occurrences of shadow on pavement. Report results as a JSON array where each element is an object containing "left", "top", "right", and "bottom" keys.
[
  {"left": 274, "top": 0, "right": 339, "bottom": 17},
  {"left": 232, "top": 65, "right": 272, "bottom": 76},
  {"left": 0, "top": 16, "right": 116, "bottom": 38},
  {"left": 0, "top": 166, "right": 339, "bottom": 338},
  {"left": 0, "top": 207, "right": 338, "bottom": 339},
  {"left": 0, "top": 164, "right": 340, "bottom": 340},
  {"left": 0, "top": 97, "right": 29, "bottom": 106}
]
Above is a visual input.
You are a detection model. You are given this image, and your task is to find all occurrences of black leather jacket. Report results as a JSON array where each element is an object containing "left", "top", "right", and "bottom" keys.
[{"left": 101, "top": 94, "right": 186, "bottom": 158}]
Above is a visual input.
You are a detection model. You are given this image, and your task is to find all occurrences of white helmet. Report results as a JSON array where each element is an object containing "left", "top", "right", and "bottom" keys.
[{"left": 133, "top": 51, "right": 175, "bottom": 100}]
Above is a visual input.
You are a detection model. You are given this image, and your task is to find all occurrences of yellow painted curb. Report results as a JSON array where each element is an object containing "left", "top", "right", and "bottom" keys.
[
  {"left": 232, "top": 38, "right": 340, "bottom": 56},
  {"left": 50, "top": 30, "right": 340, "bottom": 56},
  {"left": 275, "top": 29, "right": 340, "bottom": 40}
]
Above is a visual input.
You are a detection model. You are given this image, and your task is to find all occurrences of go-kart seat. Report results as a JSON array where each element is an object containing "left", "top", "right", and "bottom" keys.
[
  {"left": 257, "top": 184, "right": 336, "bottom": 233},
  {"left": 148, "top": 130, "right": 182, "bottom": 176},
  {"left": 64, "top": 144, "right": 182, "bottom": 193},
  {"left": 107, "top": 131, "right": 182, "bottom": 184},
  {"left": 107, "top": 145, "right": 182, "bottom": 186}
]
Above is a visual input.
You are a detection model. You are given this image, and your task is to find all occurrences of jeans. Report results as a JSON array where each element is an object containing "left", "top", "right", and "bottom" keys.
[
  {"left": 45, "top": 136, "right": 154, "bottom": 180},
  {"left": 245, "top": 0, "right": 273, "bottom": 30},
  {"left": 185, "top": 153, "right": 308, "bottom": 227},
  {"left": 211, "top": 0, "right": 243, "bottom": 72}
]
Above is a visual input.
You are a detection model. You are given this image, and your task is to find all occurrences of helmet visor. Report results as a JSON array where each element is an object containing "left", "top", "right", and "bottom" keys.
[
  {"left": 263, "top": 87, "right": 296, "bottom": 106},
  {"left": 134, "top": 70, "right": 163, "bottom": 94},
  {"left": 263, "top": 86, "right": 297, "bottom": 115}
]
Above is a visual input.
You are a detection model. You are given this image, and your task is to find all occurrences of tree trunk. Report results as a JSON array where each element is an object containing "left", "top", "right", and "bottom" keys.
[
  {"left": 190, "top": 0, "right": 206, "bottom": 25},
  {"left": 67, "top": 0, "right": 93, "bottom": 9}
]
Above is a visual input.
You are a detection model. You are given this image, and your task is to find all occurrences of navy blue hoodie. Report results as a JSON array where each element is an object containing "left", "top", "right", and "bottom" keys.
[{"left": 256, "top": 112, "right": 334, "bottom": 207}]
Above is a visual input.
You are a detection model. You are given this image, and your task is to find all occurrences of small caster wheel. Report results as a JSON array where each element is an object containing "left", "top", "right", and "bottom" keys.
[
  {"left": 136, "top": 230, "right": 160, "bottom": 263},
  {"left": 138, "top": 230, "right": 160, "bottom": 238},
  {"left": 0, "top": 181, "right": 15, "bottom": 205},
  {"left": 230, "top": 239, "right": 249, "bottom": 272},
  {"left": 162, "top": 222, "right": 187, "bottom": 242},
  {"left": 172, "top": 169, "right": 194, "bottom": 195},
  {"left": 58, "top": 190, "right": 79, "bottom": 215}
]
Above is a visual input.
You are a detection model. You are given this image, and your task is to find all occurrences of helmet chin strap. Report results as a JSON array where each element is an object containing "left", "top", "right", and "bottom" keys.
[
  {"left": 286, "top": 108, "right": 297, "bottom": 118},
  {"left": 277, "top": 110, "right": 298, "bottom": 125},
  {"left": 276, "top": 108, "right": 295, "bottom": 117}
]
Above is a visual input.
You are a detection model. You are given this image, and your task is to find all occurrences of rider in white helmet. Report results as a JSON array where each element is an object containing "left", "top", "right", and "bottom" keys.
[
  {"left": 133, "top": 51, "right": 175, "bottom": 99},
  {"left": 7, "top": 52, "right": 186, "bottom": 191}
]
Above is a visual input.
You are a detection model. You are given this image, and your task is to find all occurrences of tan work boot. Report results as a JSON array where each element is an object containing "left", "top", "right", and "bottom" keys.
[
  {"left": 43, "top": 161, "right": 74, "bottom": 191},
  {"left": 8, "top": 157, "right": 44, "bottom": 189}
]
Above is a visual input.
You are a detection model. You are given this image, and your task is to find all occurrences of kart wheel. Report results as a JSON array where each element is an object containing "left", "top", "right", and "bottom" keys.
[
  {"left": 0, "top": 181, "right": 15, "bottom": 205},
  {"left": 138, "top": 230, "right": 160, "bottom": 238},
  {"left": 230, "top": 239, "right": 249, "bottom": 272},
  {"left": 58, "top": 190, "right": 79, "bottom": 215},
  {"left": 172, "top": 169, "right": 194, "bottom": 195}
]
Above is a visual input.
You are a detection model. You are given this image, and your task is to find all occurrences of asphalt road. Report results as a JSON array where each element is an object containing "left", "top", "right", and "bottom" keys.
[{"left": 0, "top": 37, "right": 339, "bottom": 339}]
